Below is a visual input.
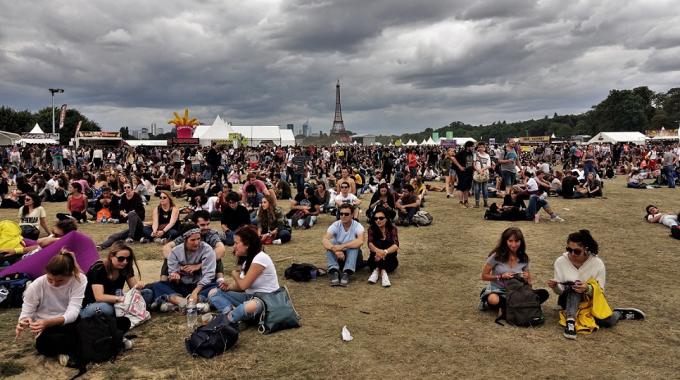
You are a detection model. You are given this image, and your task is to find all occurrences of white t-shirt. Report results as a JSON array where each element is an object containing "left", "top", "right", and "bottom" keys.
[
  {"left": 335, "top": 193, "right": 358, "bottom": 206},
  {"left": 553, "top": 253, "right": 606, "bottom": 293},
  {"left": 19, "top": 273, "right": 87, "bottom": 325},
  {"left": 18, "top": 206, "right": 47, "bottom": 227},
  {"left": 327, "top": 219, "right": 365, "bottom": 245},
  {"left": 242, "top": 251, "right": 280, "bottom": 294},
  {"left": 526, "top": 177, "right": 539, "bottom": 192}
]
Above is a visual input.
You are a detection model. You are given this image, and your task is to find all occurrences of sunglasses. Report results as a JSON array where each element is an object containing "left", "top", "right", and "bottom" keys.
[
  {"left": 160, "top": 196, "right": 168, "bottom": 199},
  {"left": 566, "top": 247, "right": 585, "bottom": 256},
  {"left": 340, "top": 185, "right": 349, "bottom": 188},
  {"left": 114, "top": 256, "right": 130, "bottom": 263},
  {"left": 339, "top": 212, "right": 351, "bottom": 216},
  {"left": 373, "top": 216, "right": 386, "bottom": 221},
  {"left": 124, "top": 186, "right": 131, "bottom": 189}
]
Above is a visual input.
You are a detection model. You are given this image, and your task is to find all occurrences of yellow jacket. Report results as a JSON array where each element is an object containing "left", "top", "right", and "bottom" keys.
[{"left": 559, "top": 278, "right": 613, "bottom": 334}]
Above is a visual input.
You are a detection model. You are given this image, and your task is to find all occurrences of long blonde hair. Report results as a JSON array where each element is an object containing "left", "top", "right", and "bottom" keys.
[{"left": 45, "top": 248, "right": 82, "bottom": 281}]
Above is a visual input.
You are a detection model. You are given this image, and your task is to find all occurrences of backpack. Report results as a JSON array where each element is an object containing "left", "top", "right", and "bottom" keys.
[
  {"left": 185, "top": 313, "right": 239, "bottom": 358},
  {"left": 284, "top": 263, "right": 318, "bottom": 282},
  {"left": 503, "top": 278, "right": 544, "bottom": 327},
  {"left": 75, "top": 311, "right": 127, "bottom": 373},
  {"left": 412, "top": 210, "right": 433, "bottom": 226},
  {"left": 0, "top": 273, "right": 32, "bottom": 308}
]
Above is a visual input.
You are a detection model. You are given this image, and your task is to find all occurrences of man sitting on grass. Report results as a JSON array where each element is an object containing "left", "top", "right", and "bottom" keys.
[{"left": 322, "top": 203, "right": 365, "bottom": 287}]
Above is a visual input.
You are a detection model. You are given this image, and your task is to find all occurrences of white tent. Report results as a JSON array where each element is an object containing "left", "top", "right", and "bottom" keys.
[
  {"left": 0, "top": 131, "right": 22, "bottom": 146},
  {"left": 438, "top": 137, "right": 477, "bottom": 146},
  {"left": 194, "top": 116, "right": 235, "bottom": 146},
  {"left": 279, "top": 129, "right": 296, "bottom": 146},
  {"left": 232, "top": 126, "right": 285, "bottom": 146},
  {"left": 425, "top": 137, "right": 437, "bottom": 145},
  {"left": 29, "top": 123, "right": 44, "bottom": 134},
  {"left": 587, "top": 132, "right": 647, "bottom": 145},
  {"left": 405, "top": 139, "right": 418, "bottom": 146}
]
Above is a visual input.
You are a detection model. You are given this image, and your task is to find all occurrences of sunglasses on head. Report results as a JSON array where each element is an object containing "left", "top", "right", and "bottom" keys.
[
  {"left": 114, "top": 256, "right": 130, "bottom": 263},
  {"left": 339, "top": 212, "right": 351, "bottom": 216},
  {"left": 373, "top": 216, "right": 386, "bottom": 221},
  {"left": 566, "top": 247, "right": 585, "bottom": 256}
]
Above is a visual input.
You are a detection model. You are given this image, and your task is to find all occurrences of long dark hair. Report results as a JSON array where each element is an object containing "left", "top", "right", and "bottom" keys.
[
  {"left": 567, "top": 229, "right": 599, "bottom": 256},
  {"left": 488, "top": 227, "right": 529, "bottom": 264},
  {"left": 22, "top": 192, "right": 41, "bottom": 216},
  {"left": 104, "top": 241, "right": 141, "bottom": 280},
  {"left": 236, "top": 225, "right": 263, "bottom": 273},
  {"left": 369, "top": 207, "right": 395, "bottom": 240}
]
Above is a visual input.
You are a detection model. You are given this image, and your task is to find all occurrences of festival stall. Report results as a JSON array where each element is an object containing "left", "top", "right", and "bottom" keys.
[
  {"left": 0, "top": 131, "right": 22, "bottom": 146},
  {"left": 587, "top": 132, "right": 647, "bottom": 145},
  {"left": 75, "top": 131, "right": 122, "bottom": 148},
  {"left": 18, "top": 124, "right": 59, "bottom": 145}
]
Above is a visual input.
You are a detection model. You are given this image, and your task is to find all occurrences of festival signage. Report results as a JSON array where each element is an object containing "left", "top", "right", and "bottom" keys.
[
  {"left": 519, "top": 136, "right": 550, "bottom": 144},
  {"left": 21, "top": 133, "right": 60, "bottom": 140},
  {"left": 440, "top": 139, "right": 458, "bottom": 148},
  {"left": 489, "top": 137, "right": 496, "bottom": 145},
  {"left": 167, "top": 137, "right": 199, "bottom": 145},
  {"left": 646, "top": 129, "right": 678, "bottom": 138},
  {"left": 168, "top": 108, "right": 199, "bottom": 139},
  {"left": 78, "top": 131, "right": 121, "bottom": 138},
  {"left": 58, "top": 104, "right": 67, "bottom": 130}
]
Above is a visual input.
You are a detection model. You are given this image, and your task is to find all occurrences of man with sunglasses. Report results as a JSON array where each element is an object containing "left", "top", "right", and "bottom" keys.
[
  {"left": 334, "top": 181, "right": 361, "bottom": 219},
  {"left": 322, "top": 204, "right": 365, "bottom": 287}
]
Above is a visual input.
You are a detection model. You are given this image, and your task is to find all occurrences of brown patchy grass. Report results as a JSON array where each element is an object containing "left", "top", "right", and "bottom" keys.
[{"left": 1, "top": 177, "right": 679, "bottom": 379}]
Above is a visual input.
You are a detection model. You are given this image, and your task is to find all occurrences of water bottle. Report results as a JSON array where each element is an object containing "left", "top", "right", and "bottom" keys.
[{"left": 187, "top": 301, "right": 198, "bottom": 329}]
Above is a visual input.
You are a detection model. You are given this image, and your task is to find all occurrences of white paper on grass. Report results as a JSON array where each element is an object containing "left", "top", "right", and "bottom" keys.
[{"left": 341, "top": 325, "right": 353, "bottom": 341}]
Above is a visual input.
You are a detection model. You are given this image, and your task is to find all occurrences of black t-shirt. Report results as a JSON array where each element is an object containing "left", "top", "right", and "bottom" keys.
[
  {"left": 221, "top": 205, "right": 251, "bottom": 231},
  {"left": 83, "top": 261, "right": 129, "bottom": 305},
  {"left": 502, "top": 194, "right": 525, "bottom": 209},
  {"left": 455, "top": 150, "right": 474, "bottom": 173},
  {"left": 561, "top": 176, "right": 578, "bottom": 198},
  {"left": 294, "top": 192, "right": 320, "bottom": 211}
]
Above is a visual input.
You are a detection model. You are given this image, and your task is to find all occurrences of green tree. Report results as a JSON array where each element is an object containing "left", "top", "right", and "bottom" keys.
[
  {"left": 0, "top": 106, "right": 33, "bottom": 133},
  {"left": 31, "top": 107, "right": 101, "bottom": 144}
]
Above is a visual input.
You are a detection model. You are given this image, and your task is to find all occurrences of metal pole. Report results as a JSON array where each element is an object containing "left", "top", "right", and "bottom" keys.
[{"left": 51, "top": 93, "right": 55, "bottom": 134}]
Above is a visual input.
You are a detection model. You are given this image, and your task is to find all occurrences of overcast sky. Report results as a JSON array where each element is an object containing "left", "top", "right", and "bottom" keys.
[{"left": 1, "top": 0, "right": 679, "bottom": 135}]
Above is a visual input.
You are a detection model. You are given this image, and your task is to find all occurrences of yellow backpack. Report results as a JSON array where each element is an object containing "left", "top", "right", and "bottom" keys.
[{"left": 0, "top": 220, "right": 24, "bottom": 251}]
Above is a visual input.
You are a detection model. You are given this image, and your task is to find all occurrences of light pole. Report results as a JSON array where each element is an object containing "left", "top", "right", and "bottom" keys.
[{"left": 49, "top": 88, "right": 64, "bottom": 134}]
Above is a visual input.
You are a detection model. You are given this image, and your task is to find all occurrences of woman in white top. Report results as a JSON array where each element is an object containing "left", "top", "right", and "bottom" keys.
[
  {"left": 16, "top": 249, "right": 86, "bottom": 359},
  {"left": 208, "top": 225, "right": 280, "bottom": 326},
  {"left": 18, "top": 192, "right": 50, "bottom": 240},
  {"left": 547, "top": 230, "right": 645, "bottom": 340},
  {"left": 644, "top": 205, "right": 679, "bottom": 229}
]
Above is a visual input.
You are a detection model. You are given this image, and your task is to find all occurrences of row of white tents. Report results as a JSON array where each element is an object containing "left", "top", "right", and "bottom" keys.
[{"left": 193, "top": 116, "right": 295, "bottom": 147}]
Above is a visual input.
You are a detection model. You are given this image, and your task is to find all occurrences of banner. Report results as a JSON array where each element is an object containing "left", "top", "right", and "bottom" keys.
[
  {"left": 519, "top": 136, "right": 550, "bottom": 144},
  {"left": 432, "top": 132, "right": 439, "bottom": 141},
  {"left": 21, "top": 133, "right": 60, "bottom": 140},
  {"left": 489, "top": 137, "right": 496, "bottom": 146},
  {"left": 78, "top": 131, "right": 121, "bottom": 138},
  {"left": 58, "top": 104, "right": 67, "bottom": 130},
  {"left": 74, "top": 120, "right": 83, "bottom": 138},
  {"left": 446, "top": 131, "right": 453, "bottom": 139}
]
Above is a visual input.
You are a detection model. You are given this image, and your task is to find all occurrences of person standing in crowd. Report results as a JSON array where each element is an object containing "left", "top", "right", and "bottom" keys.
[
  {"left": 452, "top": 141, "right": 475, "bottom": 207},
  {"left": 322, "top": 203, "right": 365, "bottom": 287},
  {"left": 367, "top": 208, "right": 399, "bottom": 287},
  {"left": 498, "top": 139, "right": 521, "bottom": 190},
  {"left": 290, "top": 147, "right": 308, "bottom": 194},
  {"left": 661, "top": 145, "right": 678, "bottom": 188},
  {"left": 473, "top": 142, "right": 492, "bottom": 208},
  {"left": 547, "top": 230, "right": 645, "bottom": 340}
]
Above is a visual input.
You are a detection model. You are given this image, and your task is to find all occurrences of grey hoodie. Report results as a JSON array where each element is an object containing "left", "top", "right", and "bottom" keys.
[{"left": 168, "top": 241, "right": 216, "bottom": 287}]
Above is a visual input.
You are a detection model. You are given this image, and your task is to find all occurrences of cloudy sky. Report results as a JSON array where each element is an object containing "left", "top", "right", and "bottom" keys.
[{"left": 1, "top": 0, "right": 679, "bottom": 135}]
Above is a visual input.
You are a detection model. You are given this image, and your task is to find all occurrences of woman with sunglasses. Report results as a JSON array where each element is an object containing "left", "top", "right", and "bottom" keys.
[
  {"left": 18, "top": 192, "right": 50, "bottom": 240},
  {"left": 366, "top": 182, "right": 396, "bottom": 221},
  {"left": 98, "top": 183, "right": 146, "bottom": 249},
  {"left": 81, "top": 242, "right": 150, "bottom": 318},
  {"left": 547, "top": 230, "right": 645, "bottom": 340},
  {"left": 258, "top": 194, "right": 291, "bottom": 245},
  {"left": 367, "top": 208, "right": 399, "bottom": 287}
]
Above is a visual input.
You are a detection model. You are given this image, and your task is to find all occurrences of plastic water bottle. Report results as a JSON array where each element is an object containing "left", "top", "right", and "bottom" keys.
[{"left": 187, "top": 301, "right": 198, "bottom": 329}]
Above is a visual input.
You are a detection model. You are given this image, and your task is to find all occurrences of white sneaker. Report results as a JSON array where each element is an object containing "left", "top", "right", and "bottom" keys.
[
  {"left": 125, "top": 237, "right": 134, "bottom": 243},
  {"left": 272, "top": 239, "right": 282, "bottom": 245},
  {"left": 196, "top": 302, "right": 211, "bottom": 313},
  {"left": 381, "top": 271, "right": 391, "bottom": 288},
  {"left": 58, "top": 354, "right": 70, "bottom": 367},
  {"left": 550, "top": 215, "right": 565, "bottom": 222},
  {"left": 122, "top": 337, "right": 134, "bottom": 350},
  {"left": 367, "top": 269, "right": 379, "bottom": 284}
]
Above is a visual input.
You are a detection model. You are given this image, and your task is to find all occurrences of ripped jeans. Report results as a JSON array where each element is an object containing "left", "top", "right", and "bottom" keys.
[{"left": 208, "top": 290, "right": 264, "bottom": 323}]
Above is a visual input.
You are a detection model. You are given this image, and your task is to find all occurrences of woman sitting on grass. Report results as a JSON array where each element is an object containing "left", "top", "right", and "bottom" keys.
[
  {"left": 141, "top": 190, "right": 180, "bottom": 244},
  {"left": 15, "top": 250, "right": 86, "bottom": 363},
  {"left": 208, "top": 225, "right": 280, "bottom": 327},
  {"left": 547, "top": 230, "right": 645, "bottom": 340},
  {"left": 56, "top": 182, "right": 88, "bottom": 223},
  {"left": 367, "top": 208, "right": 399, "bottom": 287},
  {"left": 258, "top": 194, "right": 291, "bottom": 245},
  {"left": 81, "top": 242, "right": 152, "bottom": 318},
  {"left": 18, "top": 192, "right": 50, "bottom": 240},
  {"left": 479, "top": 227, "right": 549, "bottom": 318}
]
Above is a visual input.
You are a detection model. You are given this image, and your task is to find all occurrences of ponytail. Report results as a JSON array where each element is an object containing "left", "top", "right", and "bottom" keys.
[
  {"left": 567, "top": 229, "right": 599, "bottom": 256},
  {"left": 45, "top": 248, "right": 82, "bottom": 280}
]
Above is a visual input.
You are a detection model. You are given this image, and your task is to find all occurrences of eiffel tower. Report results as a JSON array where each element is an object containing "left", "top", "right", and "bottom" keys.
[{"left": 330, "top": 80, "right": 350, "bottom": 142}]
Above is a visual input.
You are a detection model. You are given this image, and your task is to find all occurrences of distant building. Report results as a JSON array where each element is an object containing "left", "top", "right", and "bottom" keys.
[
  {"left": 286, "top": 124, "right": 294, "bottom": 131},
  {"left": 302, "top": 121, "right": 310, "bottom": 137},
  {"left": 151, "top": 123, "right": 157, "bottom": 135},
  {"left": 157, "top": 127, "right": 164, "bottom": 134},
  {"left": 351, "top": 134, "right": 376, "bottom": 146}
]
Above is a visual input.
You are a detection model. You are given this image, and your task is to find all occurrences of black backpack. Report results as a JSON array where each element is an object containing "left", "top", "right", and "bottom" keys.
[
  {"left": 185, "top": 313, "right": 239, "bottom": 358},
  {"left": 503, "top": 278, "right": 545, "bottom": 327},
  {"left": 76, "top": 311, "right": 126, "bottom": 364},
  {"left": 0, "top": 273, "right": 32, "bottom": 308},
  {"left": 671, "top": 225, "right": 680, "bottom": 240},
  {"left": 284, "top": 263, "right": 318, "bottom": 282}
]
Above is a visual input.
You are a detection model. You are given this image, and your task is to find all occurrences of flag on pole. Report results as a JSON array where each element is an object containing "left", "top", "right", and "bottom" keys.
[
  {"left": 58, "top": 104, "right": 67, "bottom": 130},
  {"left": 74, "top": 120, "right": 83, "bottom": 138}
]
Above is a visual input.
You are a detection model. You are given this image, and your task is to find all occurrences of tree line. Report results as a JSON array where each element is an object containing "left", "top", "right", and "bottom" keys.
[
  {"left": 0, "top": 106, "right": 101, "bottom": 145},
  {"left": 397, "top": 86, "right": 680, "bottom": 144}
]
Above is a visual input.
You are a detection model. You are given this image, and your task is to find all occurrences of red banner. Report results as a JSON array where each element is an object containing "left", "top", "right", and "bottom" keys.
[
  {"left": 74, "top": 120, "right": 83, "bottom": 138},
  {"left": 58, "top": 104, "right": 67, "bottom": 130}
]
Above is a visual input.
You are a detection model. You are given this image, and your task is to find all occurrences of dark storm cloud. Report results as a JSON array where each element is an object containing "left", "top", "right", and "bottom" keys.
[{"left": 0, "top": 0, "right": 679, "bottom": 133}]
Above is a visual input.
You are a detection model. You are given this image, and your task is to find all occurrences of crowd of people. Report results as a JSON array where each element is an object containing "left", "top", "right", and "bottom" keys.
[{"left": 2, "top": 138, "right": 676, "bottom": 366}]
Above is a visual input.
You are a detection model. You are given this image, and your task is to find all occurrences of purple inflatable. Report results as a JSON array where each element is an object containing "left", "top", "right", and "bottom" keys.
[{"left": 0, "top": 231, "right": 100, "bottom": 279}]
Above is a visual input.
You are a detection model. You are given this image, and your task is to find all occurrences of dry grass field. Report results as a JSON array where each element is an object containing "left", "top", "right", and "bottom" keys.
[{"left": 1, "top": 176, "right": 679, "bottom": 379}]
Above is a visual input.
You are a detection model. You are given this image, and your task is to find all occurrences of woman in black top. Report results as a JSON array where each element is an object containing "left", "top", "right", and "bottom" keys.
[
  {"left": 141, "top": 190, "right": 180, "bottom": 244},
  {"left": 366, "top": 182, "right": 396, "bottom": 221},
  {"left": 367, "top": 208, "right": 399, "bottom": 287},
  {"left": 81, "top": 242, "right": 151, "bottom": 318}
]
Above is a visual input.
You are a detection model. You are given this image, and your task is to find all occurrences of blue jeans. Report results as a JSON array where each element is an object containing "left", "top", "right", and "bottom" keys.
[
  {"left": 142, "top": 225, "right": 179, "bottom": 240},
  {"left": 664, "top": 165, "right": 676, "bottom": 188},
  {"left": 326, "top": 248, "right": 359, "bottom": 273},
  {"left": 584, "top": 162, "right": 596, "bottom": 178},
  {"left": 501, "top": 171, "right": 516, "bottom": 188},
  {"left": 146, "top": 281, "right": 217, "bottom": 304},
  {"left": 222, "top": 230, "right": 235, "bottom": 246},
  {"left": 473, "top": 181, "right": 489, "bottom": 204},
  {"left": 276, "top": 229, "right": 292, "bottom": 243},
  {"left": 208, "top": 290, "right": 264, "bottom": 323},
  {"left": 80, "top": 302, "right": 115, "bottom": 318},
  {"left": 525, "top": 195, "right": 548, "bottom": 219}
]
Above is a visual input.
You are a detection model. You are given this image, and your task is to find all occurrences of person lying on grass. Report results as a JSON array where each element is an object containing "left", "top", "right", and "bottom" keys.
[
  {"left": 546, "top": 229, "right": 645, "bottom": 340},
  {"left": 644, "top": 205, "right": 679, "bottom": 230}
]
